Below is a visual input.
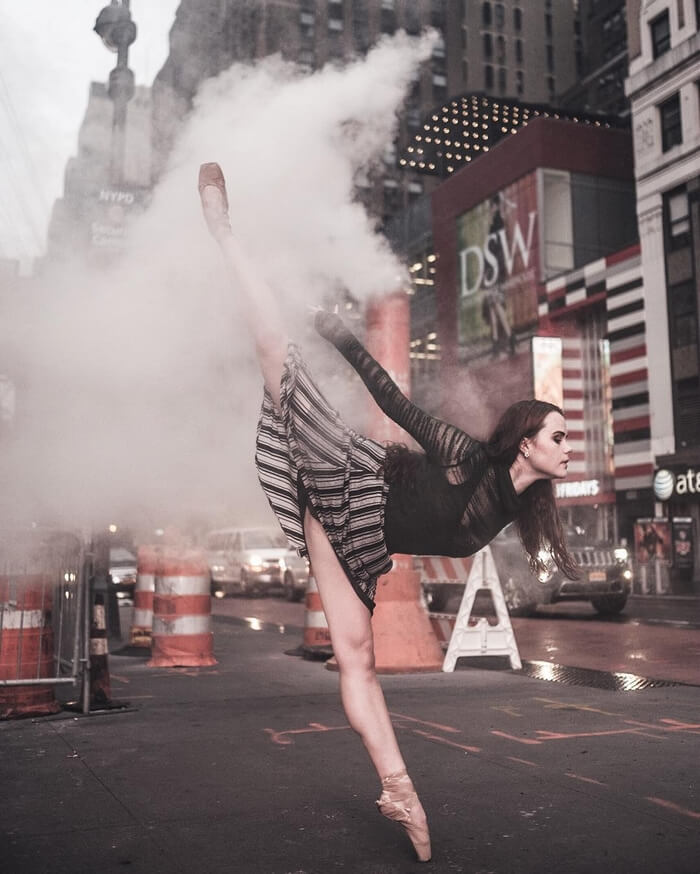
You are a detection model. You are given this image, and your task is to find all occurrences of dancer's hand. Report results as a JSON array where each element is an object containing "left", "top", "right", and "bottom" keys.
[{"left": 198, "top": 162, "right": 232, "bottom": 240}]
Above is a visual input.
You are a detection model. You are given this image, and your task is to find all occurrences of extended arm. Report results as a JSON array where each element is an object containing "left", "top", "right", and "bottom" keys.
[{"left": 315, "top": 311, "right": 474, "bottom": 468}]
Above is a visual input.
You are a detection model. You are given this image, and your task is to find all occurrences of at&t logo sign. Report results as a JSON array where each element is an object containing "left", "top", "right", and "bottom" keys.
[{"left": 653, "top": 468, "right": 700, "bottom": 501}]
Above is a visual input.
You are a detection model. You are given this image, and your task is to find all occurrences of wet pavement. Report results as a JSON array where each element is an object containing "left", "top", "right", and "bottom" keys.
[{"left": 1, "top": 596, "right": 699, "bottom": 874}]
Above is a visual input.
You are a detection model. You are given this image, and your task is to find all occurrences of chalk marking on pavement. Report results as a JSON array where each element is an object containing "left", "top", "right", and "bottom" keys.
[
  {"left": 533, "top": 697, "right": 621, "bottom": 717},
  {"left": 491, "top": 726, "right": 664, "bottom": 745},
  {"left": 492, "top": 706, "right": 523, "bottom": 718},
  {"left": 110, "top": 673, "right": 130, "bottom": 684},
  {"left": 410, "top": 729, "right": 481, "bottom": 754},
  {"left": 491, "top": 731, "right": 543, "bottom": 745},
  {"left": 389, "top": 711, "right": 461, "bottom": 734},
  {"left": 645, "top": 796, "right": 700, "bottom": 821},
  {"left": 264, "top": 722, "right": 350, "bottom": 746},
  {"left": 565, "top": 773, "right": 607, "bottom": 786}
]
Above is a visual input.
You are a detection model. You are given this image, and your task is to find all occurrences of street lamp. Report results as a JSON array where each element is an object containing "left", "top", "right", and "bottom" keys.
[{"left": 94, "top": 0, "right": 137, "bottom": 187}]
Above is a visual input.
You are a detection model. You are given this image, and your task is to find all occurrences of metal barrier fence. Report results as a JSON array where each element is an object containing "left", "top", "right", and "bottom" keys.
[{"left": 0, "top": 528, "right": 87, "bottom": 717}]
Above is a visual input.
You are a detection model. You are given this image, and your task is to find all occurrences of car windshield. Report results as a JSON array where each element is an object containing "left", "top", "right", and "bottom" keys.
[
  {"left": 242, "top": 530, "right": 287, "bottom": 549},
  {"left": 109, "top": 547, "right": 136, "bottom": 566}
]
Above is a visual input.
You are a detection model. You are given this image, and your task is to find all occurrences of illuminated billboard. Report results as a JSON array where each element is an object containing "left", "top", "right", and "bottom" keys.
[{"left": 456, "top": 173, "right": 540, "bottom": 359}]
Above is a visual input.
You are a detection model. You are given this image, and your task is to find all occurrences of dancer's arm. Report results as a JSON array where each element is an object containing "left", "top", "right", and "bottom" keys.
[{"left": 315, "top": 311, "right": 474, "bottom": 469}]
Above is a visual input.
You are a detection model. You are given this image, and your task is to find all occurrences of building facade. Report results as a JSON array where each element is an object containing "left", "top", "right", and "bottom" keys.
[
  {"left": 424, "top": 118, "right": 645, "bottom": 547},
  {"left": 625, "top": 0, "right": 700, "bottom": 589}
]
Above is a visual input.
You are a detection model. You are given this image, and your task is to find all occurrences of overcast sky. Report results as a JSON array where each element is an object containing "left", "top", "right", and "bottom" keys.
[{"left": 0, "top": 0, "right": 180, "bottom": 268}]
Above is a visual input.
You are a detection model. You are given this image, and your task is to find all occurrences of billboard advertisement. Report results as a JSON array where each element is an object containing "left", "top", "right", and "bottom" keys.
[
  {"left": 456, "top": 172, "right": 540, "bottom": 360},
  {"left": 532, "top": 336, "right": 563, "bottom": 408}
]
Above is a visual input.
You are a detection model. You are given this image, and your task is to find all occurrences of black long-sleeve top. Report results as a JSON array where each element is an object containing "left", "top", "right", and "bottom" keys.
[{"left": 315, "top": 312, "right": 522, "bottom": 557}]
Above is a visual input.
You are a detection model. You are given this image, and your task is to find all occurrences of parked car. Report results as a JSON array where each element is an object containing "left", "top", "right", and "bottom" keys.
[
  {"left": 421, "top": 524, "right": 633, "bottom": 617},
  {"left": 108, "top": 546, "right": 138, "bottom": 600},
  {"left": 205, "top": 527, "right": 309, "bottom": 600}
]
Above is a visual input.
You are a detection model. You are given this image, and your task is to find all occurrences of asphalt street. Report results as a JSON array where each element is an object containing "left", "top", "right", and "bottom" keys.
[{"left": 2, "top": 598, "right": 699, "bottom": 874}]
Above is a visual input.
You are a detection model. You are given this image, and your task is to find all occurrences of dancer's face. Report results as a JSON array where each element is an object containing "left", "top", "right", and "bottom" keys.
[{"left": 522, "top": 411, "right": 570, "bottom": 480}]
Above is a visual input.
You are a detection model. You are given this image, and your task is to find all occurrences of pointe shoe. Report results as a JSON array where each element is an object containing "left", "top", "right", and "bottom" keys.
[
  {"left": 198, "top": 162, "right": 231, "bottom": 238},
  {"left": 376, "top": 770, "right": 432, "bottom": 862}
]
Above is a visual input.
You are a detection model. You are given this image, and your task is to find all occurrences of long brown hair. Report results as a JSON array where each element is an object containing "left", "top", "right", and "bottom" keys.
[{"left": 485, "top": 399, "right": 579, "bottom": 579}]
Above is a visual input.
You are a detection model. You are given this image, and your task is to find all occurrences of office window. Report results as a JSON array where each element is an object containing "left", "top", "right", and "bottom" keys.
[
  {"left": 482, "top": 2, "right": 492, "bottom": 27},
  {"left": 660, "top": 93, "right": 682, "bottom": 151},
  {"left": 515, "top": 38, "right": 523, "bottom": 63},
  {"left": 513, "top": 6, "right": 522, "bottom": 32},
  {"left": 516, "top": 69, "right": 524, "bottom": 96},
  {"left": 547, "top": 75, "right": 556, "bottom": 98},
  {"left": 546, "top": 44, "right": 554, "bottom": 72},
  {"left": 483, "top": 32, "right": 493, "bottom": 59},
  {"left": 496, "top": 35, "right": 506, "bottom": 62},
  {"left": 650, "top": 10, "right": 671, "bottom": 58},
  {"left": 484, "top": 64, "right": 494, "bottom": 89},
  {"left": 666, "top": 188, "right": 691, "bottom": 248},
  {"left": 495, "top": 3, "right": 504, "bottom": 28},
  {"left": 461, "top": 26, "right": 468, "bottom": 50},
  {"left": 545, "top": 13, "right": 552, "bottom": 38},
  {"left": 498, "top": 67, "right": 507, "bottom": 93}
]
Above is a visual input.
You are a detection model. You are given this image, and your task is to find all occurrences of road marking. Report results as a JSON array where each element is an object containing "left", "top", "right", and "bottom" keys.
[
  {"left": 565, "top": 773, "right": 607, "bottom": 786},
  {"left": 645, "top": 796, "right": 700, "bottom": 821},
  {"left": 506, "top": 757, "right": 538, "bottom": 767},
  {"left": 410, "top": 729, "right": 481, "bottom": 754},
  {"left": 389, "top": 711, "right": 462, "bottom": 734}
]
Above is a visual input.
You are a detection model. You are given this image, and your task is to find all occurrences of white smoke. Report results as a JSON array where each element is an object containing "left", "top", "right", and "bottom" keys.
[{"left": 0, "top": 30, "right": 438, "bottom": 539}]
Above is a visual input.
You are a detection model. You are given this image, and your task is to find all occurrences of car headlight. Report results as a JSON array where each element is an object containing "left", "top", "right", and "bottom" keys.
[
  {"left": 246, "top": 555, "right": 264, "bottom": 571},
  {"left": 614, "top": 547, "right": 629, "bottom": 563}
]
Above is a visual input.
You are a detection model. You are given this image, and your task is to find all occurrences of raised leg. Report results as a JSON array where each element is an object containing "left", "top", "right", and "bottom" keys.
[
  {"left": 199, "top": 162, "right": 287, "bottom": 410},
  {"left": 303, "top": 508, "right": 430, "bottom": 861}
]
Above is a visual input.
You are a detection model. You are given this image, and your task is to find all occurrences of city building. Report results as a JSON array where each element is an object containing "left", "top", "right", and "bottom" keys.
[
  {"left": 560, "top": 0, "right": 630, "bottom": 118},
  {"left": 625, "top": 0, "right": 700, "bottom": 589},
  {"left": 151, "top": 0, "right": 582, "bottom": 226},
  {"left": 44, "top": 82, "right": 153, "bottom": 268}
]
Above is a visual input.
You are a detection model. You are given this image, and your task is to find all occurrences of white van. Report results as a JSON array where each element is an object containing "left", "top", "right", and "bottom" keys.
[{"left": 205, "top": 526, "right": 309, "bottom": 600}]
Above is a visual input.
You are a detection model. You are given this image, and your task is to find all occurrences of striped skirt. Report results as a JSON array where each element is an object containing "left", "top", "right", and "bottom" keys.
[{"left": 255, "top": 344, "right": 393, "bottom": 612}]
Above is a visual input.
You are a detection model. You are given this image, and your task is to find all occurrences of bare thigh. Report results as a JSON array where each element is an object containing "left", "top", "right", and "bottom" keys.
[{"left": 302, "top": 509, "right": 374, "bottom": 663}]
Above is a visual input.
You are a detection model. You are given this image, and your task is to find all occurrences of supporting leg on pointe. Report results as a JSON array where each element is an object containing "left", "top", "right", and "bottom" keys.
[{"left": 303, "top": 509, "right": 431, "bottom": 861}]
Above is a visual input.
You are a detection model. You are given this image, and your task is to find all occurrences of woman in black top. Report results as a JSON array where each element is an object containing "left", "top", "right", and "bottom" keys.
[{"left": 199, "top": 163, "right": 576, "bottom": 863}]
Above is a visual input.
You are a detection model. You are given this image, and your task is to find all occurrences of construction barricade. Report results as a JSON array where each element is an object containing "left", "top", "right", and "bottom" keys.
[
  {"left": 130, "top": 545, "right": 159, "bottom": 647},
  {"left": 148, "top": 548, "right": 217, "bottom": 668},
  {"left": 301, "top": 570, "right": 332, "bottom": 660},
  {"left": 0, "top": 528, "right": 84, "bottom": 719}
]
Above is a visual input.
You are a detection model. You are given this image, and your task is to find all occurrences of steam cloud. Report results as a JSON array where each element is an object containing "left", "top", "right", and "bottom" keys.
[{"left": 0, "top": 31, "right": 437, "bottom": 539}]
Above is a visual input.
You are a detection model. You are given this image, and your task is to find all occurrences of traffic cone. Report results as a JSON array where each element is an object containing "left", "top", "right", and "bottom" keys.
[
  {"left": 370, "top": 554, "right": 444, "bottom": 673},
  {"left": 301, "top": 570, "right": 333, "bottom": 661}
]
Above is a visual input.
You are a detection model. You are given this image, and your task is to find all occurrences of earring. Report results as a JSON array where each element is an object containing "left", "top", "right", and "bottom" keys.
[{"left": 524, "top": 450, "right": 530, "bottom": 458}]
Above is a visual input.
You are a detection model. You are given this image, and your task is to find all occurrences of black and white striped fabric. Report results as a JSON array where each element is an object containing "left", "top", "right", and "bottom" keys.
[{"left": 255, "top": 344, "right": 393, "bottom": 612}]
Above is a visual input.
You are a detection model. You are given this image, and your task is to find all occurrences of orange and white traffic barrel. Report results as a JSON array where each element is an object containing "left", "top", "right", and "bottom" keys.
[
  {"left": 301, "top": 570, "right": 332, "bottom": 660},
  {"left": 148, "top": 549, "right": 217, "bottom": 668},
  {"left": 129, "top": 545, "right": 159, "bottom": 647},
  {"left": 0, "top": 573, "right": 60, "bottom": 719}
]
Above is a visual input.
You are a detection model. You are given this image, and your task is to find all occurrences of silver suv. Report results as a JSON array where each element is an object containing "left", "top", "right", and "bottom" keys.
[
  {"left": 421, "top": 524, "right": 633, "bottom": 616},
  {"left": 205, "top": 527, "right": 309, "bottom": 600}
]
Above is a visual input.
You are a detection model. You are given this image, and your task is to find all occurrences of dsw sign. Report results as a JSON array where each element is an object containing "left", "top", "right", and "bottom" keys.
[{"left": 459, "top": 211, "right": 538, "bottom": 298}]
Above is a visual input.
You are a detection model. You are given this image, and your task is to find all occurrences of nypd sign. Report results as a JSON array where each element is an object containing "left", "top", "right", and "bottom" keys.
[{"left": 653, "top": 468, "right": 700, "bottom": 502}]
